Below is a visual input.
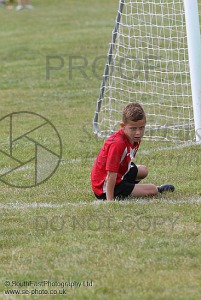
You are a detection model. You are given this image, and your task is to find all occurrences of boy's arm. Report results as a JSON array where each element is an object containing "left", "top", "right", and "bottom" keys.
[{"left": 106, "top": 171, "right": 117, "bottom": 201}]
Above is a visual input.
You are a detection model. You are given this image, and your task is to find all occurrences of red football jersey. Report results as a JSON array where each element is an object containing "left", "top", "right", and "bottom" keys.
[{"left": 91, "top": 129, "right": 140, "bottom": 196}]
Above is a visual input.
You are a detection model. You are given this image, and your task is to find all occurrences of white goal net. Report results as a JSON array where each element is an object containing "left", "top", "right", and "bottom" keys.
[{"left": 93, "top": 0, "right": 201, "bottom": 142}]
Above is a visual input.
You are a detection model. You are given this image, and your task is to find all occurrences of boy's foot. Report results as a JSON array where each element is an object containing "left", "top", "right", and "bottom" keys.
[
  {"left": 16, "top": 5, "right": 23, "bottom": 11},
  {"left": 25, "top": 4, "right": 33, "bottom": 9},
  {"left": 158, "top": 184, "right": 175, "bottom": 193}
]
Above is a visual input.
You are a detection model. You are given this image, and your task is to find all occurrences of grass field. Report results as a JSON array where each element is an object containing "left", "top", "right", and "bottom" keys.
[{"left": 0, "top": 0, "right": 201, "bottom": 299}]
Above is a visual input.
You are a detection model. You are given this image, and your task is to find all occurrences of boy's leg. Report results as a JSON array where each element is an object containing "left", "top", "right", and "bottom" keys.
[
  {"left": 125, "top": 163, "right": 148, "bottom": 184},
  {"left": 16, "top": 0, "right": 23, "bottom": 10},
  {"left": 131, "top": 183, "right": 158, "bottom": 197},
  {"left": 131, "top": 183, "right": 175, "bottom": 197},
  {"left": 136, "top": 165, "right": 148, "bottom": 180},
  {"left": 25, "top": 0, "right": 33, "bottom": 9}
]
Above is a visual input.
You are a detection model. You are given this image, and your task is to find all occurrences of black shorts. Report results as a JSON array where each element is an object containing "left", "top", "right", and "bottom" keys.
[{"left": 95, "top": 163, "right": 138, "bottom": 200}]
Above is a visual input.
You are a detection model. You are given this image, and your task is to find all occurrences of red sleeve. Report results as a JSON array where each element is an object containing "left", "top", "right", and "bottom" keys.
[{"left": 106, "top": 142, "right": 125, "bottom": 173}]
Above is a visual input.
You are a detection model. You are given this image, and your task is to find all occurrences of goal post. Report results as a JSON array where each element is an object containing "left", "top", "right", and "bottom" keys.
[
  {"left": 93, "top": 0, "right": 201, "bottom": 143},
  {"left": 184, "top": 0, "right": 201, "bottom": 142},
  {"left": 93, "top": 0, "right": 125, "bottom": 136}
]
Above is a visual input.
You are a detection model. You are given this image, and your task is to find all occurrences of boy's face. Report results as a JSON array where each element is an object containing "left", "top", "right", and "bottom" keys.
[{"left": 121, "top": 118, "right": 146, "bottom": 144}]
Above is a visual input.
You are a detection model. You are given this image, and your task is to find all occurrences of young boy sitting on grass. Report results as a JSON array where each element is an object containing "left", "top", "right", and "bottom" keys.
[{"left": 91, "top": 102, "right": 174, "bottom": 201}]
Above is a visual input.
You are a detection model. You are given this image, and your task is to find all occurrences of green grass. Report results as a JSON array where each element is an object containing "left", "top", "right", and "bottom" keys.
[{"left": 0, "top": 1, "right": 201, "bottom": 299}]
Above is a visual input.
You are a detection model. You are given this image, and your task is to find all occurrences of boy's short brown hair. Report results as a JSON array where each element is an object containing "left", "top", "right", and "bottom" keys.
[{"left": 122, "top": 102, "right": 146, "bottom": 124}]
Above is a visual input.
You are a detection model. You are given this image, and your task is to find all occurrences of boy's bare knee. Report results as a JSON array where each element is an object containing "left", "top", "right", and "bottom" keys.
[{"left": 137, "top": 165, "right": 148, "bottom": 179}]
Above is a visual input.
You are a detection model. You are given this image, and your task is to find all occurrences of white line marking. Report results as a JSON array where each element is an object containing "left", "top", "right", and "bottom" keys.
[{"left": 1, "top": 198, "right": 201, "bottom": 209}]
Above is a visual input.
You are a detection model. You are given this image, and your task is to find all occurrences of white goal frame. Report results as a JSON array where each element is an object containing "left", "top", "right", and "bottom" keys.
[
  {"left": 93, "top": 0, "right": 201, "bottom": 143},
  {"left": 184, "top": 0, "right": 201, "bottom": 142}
]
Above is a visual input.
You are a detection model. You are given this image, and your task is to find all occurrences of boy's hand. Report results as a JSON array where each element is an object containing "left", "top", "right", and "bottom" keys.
[{"left": 106, "top": 171, "right": 117, "bottom": 201}]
